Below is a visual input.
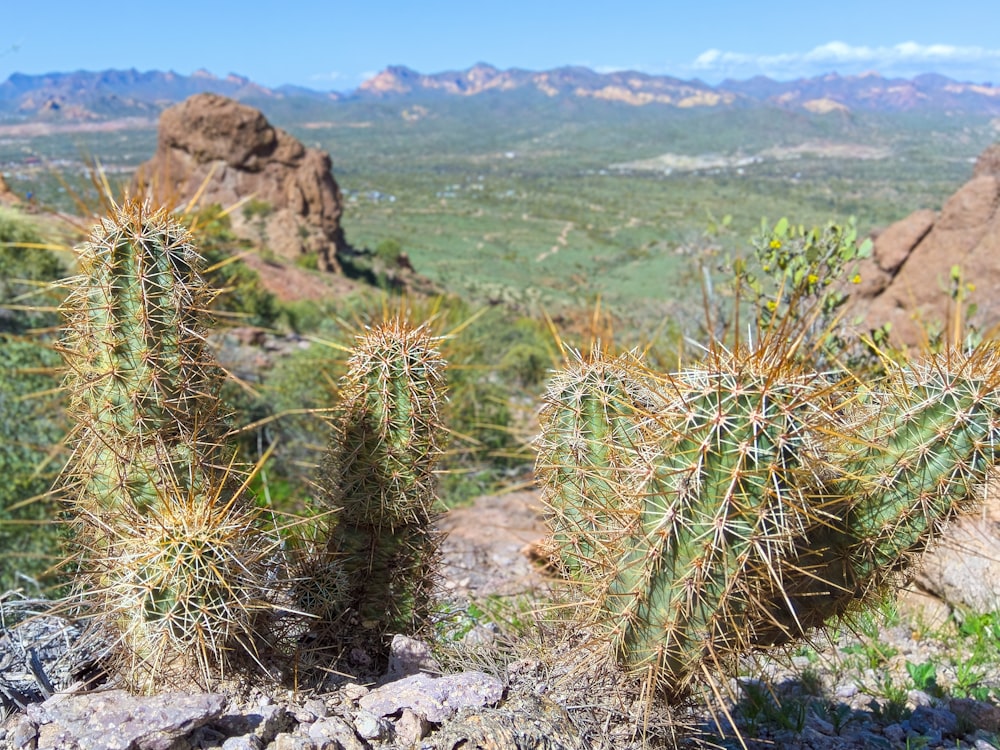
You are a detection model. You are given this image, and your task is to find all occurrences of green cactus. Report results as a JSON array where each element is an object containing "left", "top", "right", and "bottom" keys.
[
  {"left": 534, "top": 348, "right": 657, "bottom": 582},
  {"left": 58, "top": 201, "right": 269, "bottom": 691},
  {"left": 538, "top": 335, "right": 1000, "bottom": 701},
  {"left": 538, "top": 341, "right": 850, "bottom": 698},
  {"left": 314, "top": 318, "right": 447, "bottom": 641},
  {"left": 845, "top": 348, "right": 1000, "bottom": 587}
]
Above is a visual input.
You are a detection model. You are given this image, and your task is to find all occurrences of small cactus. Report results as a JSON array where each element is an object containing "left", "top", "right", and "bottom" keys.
[
  {"left": 313, "top": 318, "right": 447, "bottom": 640},
  {"left": 57, "top": 201, "right": 269, "bottom": 691}
]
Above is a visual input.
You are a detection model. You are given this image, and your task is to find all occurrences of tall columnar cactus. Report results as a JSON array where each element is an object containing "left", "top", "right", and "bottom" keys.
[
  {"left": 314, "top": 318, "right": 447, "bottom": 641},
  {"left": 58, "top": 201, "right": 268, "bottom": 691},
  {"left": 538, "top": 336, "right": 1000, "bottom": 700}
]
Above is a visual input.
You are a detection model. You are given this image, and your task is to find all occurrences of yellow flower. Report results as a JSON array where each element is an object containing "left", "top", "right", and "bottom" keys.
[
  {"left": 769, "top": 239, "right": 782, "bottom": 250},
  {"left": 851, "top": 273, "right": 862, "bottom": 284},
  {"left": 766, "top": 300, "right": 777, "bottom": 311},
  {"left": 807, "top": 273, "right": 819, "bottom": 285}
]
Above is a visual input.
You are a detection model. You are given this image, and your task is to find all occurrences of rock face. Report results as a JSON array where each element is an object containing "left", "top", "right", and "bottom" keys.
[
  {"left": 851, "top": 143, "right": 1000, "bottom": 348},
  {"left": 0, "top": 172, "right": 20, "bottom": 204},
  {"left": 134, "top": 93, "right": 347, "bottom": 271}
]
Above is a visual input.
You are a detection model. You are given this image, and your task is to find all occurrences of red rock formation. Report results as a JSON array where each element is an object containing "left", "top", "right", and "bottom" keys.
[
  {"left": 134, "top": 93, "right": 347, "bottom": 271},
  {"left": 0, "top": 172, "right": 20, "bottom": 204},
  {"left": 851, "top": 144, "right": 1000, "bottom": 347}
]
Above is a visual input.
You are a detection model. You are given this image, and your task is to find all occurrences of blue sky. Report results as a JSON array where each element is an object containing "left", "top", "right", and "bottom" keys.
[{"left": 3, "top": 1, "right": 1000, "bottom": 89}]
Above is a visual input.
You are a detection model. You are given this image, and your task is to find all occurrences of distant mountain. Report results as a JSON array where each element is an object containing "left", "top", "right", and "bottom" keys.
[
  {"left": 359, "top": 64, "right": 1000, "bottom": 115},
  {"left": 357, "top": 63, "right": 737, "bottom": 108},
  {"left": 717, "top": 70, "right": 1000, "bottom": 114},
  {"left": 0, "top": 68, "right": 339, "bottom": 120},
  {"left": 2, "top": 65, "right": 999, "bottom": 121}
]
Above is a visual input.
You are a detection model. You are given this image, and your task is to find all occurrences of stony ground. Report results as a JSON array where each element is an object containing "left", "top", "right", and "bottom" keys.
[{"left": 4, "top": 490, "right": 1000, "bottom": 749}]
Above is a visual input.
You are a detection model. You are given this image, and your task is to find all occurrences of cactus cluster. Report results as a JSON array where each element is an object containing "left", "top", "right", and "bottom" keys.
[
  {"left": 55, "top": 202, "right": 447, "bottom": 690},
  {"left": 536, "top": 336, "right": 1000, "bottom": 700}
]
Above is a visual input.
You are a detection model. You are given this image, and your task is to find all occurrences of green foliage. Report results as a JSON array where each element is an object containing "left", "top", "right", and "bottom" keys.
[
  {"left": 294, "top": 251, "right": 320, "bottom": 271},
  {"left": 905, "top": 661, "right": 941, "bottom": 697},
  {"left": 185, "top": 205, "right": 279, "bottom": 327},
  {"left": 241, "top": 198, "right": 273, "bottom": 221},
  {"left": 0, "top": 207, "right": 63, "bottom": 334},
  {"left": 0, "top": 341, "right": 64, "bottom": 592},
  {"left": 736, "top": 216, "right": 875, "bottom": 369},
  {"left": 0, "top": 207, "right": 68, "bottom": 592},
  {"left": 374, "top": 238, "right": 404, "bottom": 265}
]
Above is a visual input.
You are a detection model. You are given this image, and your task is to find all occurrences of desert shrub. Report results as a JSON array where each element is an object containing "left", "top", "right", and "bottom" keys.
[
  {"left": 0, "top": 207, "right": 63, "bottom": 334},
  {"left": 185, "top": 205, "right": 279, "bottom": 328},
  {"left": 0, "top": 341, "right": 65, "bottom": 592}
]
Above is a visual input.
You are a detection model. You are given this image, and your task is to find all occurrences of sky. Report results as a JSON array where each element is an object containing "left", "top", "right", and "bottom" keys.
[{"left": 3, "top": 1, "right": 1000, "bottom": 90}]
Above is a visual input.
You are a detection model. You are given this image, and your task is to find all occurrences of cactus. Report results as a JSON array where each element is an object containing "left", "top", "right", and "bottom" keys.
[
  {"left": 534, "top": 348, "right": 658, "bottom": 582},
  {"left": 537, "top": 340, "right": 851, "bottom": 698},
  {"left": 313, "top": 318, "right": 447, "bottom": 642},
  {"left": 538, "top": 335, "right": 1000, "bottom": 701},
  {"left": 57, "top": 201, "right": 269, "bottom": 691},
  {"left": 845, "top": 347, "right": 1000, "bottom": 587}
]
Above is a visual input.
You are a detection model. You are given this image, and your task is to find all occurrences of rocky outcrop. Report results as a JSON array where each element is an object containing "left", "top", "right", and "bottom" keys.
[
  {"left": 0, "top": 172, "right": 19, "bottom": 204},
  {"left": 134, "top": 93, "right": 348, "bottom": 271},
  {"left": 851, "top": 143, "right": 1000, "bottom": 347}
]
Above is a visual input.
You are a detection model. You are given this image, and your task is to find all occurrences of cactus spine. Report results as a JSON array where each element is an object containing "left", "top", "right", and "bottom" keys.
[
  {"left": 58, "top": 201, "right": 267, "bottom": 691},
  {"left": 538, "top": 337, "right": 1000, "bottom": 700},
  {"left": 315, "top": 318, "right": 447, "bottom": 640}
]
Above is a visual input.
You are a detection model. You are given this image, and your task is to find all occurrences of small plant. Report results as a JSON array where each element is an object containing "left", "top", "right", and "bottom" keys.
[
  {"left": 310, "top": 318, "right": 447, "bottom": 643},
  {"left": 905, "top": 661, "right": 942, "bottom": 697}
]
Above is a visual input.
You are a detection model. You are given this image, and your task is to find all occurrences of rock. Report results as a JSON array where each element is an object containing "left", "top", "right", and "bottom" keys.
[
  {"left": 974, "top": 143, "right": 1000, "bottom": 177},
  {"left": 394, "top": 708, "right": 431, "bottom": 747},
  {"left": 0, "top": 173, "right": 20, "bottom": 204},
  {"left": 307, "top": 716, "right": 366, "bottom": 750},
  {"left": 950, "top": 698, "right": 1000, "bottom": 733},
  {"left": 850, "top": 143, "right": 1000, "bottom": 348},
  {"left": 895, "top": 586, "right": 951, "bottom": 631},
  {"left": 913, "top": 478, "right": 1000, "bottom": 613},
  {"left": 9, "top": 716, "right": 37, "bottom": 750},
  {"left": 384, "top": 635, "right": 440, "bottom": 682},
  {"left": 134, "top": 93, "right": 347, "bottom": 272},
  {"left": 32, "top": 689, "right": 225, "bottom": 750},
  {"left": 866, "top": 208, "right": 937, "bottom": 284},
  {"left": 352, "top": 709, "right": 390, "bottom": 741},
  {"left": 358, "top": 671, "right": 504, "bottom": 724},
  {"left": 222, "top": 736, "right": 264, "bottom": 750},
  {"left": 909, "top": 705, "right": 958, "bottom": 736},
  {"left": 213, "top": 702, "right": 289, "bottom": 742},
  {"left": 273, "top": 734, "right": 317, "bottom": 750},
  {"left": 430, "top": 694, "right": 587, "bottom": 750}
]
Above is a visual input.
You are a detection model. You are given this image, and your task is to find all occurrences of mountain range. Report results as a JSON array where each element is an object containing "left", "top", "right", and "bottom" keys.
[{"left": 2, "top": 64, "right": 1000, "bottom": 120}]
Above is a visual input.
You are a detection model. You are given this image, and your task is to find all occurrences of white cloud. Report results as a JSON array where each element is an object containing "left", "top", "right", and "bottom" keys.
[
  {"left": 687, "top": 41, "right": 1000, "bottom": 82},
  {"left": 309, "top": 71, "right": 346, "bottom": 82}
]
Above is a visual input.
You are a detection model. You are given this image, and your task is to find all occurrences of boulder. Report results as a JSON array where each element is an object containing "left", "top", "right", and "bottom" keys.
[
  {"left": 911, "top": 476, "right": 1000, "bottom": 615},
  {"left": 973, "top": 143, "right": 1000, "bottom": 177},
  {"left": 0, "top": 172, "right": 20, "bottom": 204},
  {"left": 851, "top": 145, "right": 1000, "bottom": 348},
  {"left": 133, "top": 93, "right": 347, "bottom": 271}
]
